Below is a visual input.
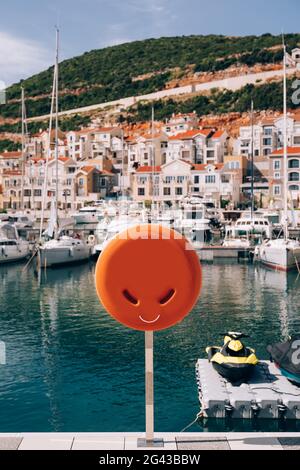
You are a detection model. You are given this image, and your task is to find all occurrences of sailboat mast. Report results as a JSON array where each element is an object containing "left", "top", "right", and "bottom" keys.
[
  {"left": 250, "top": 100, "right": 254, "bottom": 219},
  {"left": 55, "top": 27, "right": 59, "bottom": 230},
  {"left": 121, "top": 128, "right": 124, "bottom": 200},
  {"left": 151, "top": 105, "right": 155, "bottom": 213},
  {"left": 20, "top": 87, "right": 25, "bottom": 212},
  {"left": 283, "top": 42, "right": 288, "bottom": 240}
]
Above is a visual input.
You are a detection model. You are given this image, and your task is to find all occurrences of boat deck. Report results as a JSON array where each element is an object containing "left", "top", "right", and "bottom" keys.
[{"left": 196, "top": 359, "right": 300, "bottom": 419}]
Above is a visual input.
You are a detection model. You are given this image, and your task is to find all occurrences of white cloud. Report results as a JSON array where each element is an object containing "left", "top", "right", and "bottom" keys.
[{"left": 0, "top": 31, "right": 52, "bottom": 86}]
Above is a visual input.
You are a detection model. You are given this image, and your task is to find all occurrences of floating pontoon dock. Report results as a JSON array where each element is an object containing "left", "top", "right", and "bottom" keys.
[
  {"left": 197, "top": 246, "right": 254, "bottom": 261},
  {"left": 196, "top": 359, "right": 300, "bottom": 419}
]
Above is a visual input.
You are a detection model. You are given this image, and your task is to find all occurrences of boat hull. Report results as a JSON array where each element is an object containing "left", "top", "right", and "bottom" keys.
[
  {"left": 0, "top": 244, "right": 30, "bottom": 264},
  {"left": 260, "top": 245, "right": 300, "bottom": 271},
  {"left": 39, "top": 246, "right": 91, "bottom": 267}
]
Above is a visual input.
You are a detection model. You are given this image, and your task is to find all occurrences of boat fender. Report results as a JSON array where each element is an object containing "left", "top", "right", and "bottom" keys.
[
  {"left": 88, "top": 234, "right": 95, "bottom": 244},
  {"left": 1, "top": 247, "right": 7, "bottom": 257},
  {"left": 69, "top": 247, "right": 74, "bottom": 257}
]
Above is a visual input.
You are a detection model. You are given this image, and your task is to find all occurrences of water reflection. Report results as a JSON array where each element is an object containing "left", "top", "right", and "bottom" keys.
[{"left": 0, "top": 261, "right": 300, "bottom": 432}]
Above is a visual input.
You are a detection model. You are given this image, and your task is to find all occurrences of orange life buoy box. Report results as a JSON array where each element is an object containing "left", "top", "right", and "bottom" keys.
[{"left": 95, "top": 224, "right": 202, "bottom": 331}]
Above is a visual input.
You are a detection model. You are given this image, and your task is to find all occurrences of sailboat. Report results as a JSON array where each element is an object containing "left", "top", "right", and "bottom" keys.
[
  {"left": 258, "top": 40, "right": 300, "bottom": 271},
  {"left": 38, "top": 29, "right": 91, "bottom": 268},
  {"left": 0, "top": 223, "right": 30, "bottom": 263}
]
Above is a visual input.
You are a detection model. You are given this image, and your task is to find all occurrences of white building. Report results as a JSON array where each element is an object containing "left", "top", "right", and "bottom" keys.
[
  {"left": 167, "top": 129, "right": 227, "bottom": 165},
  {"left": 235, "top": 113, "right": 300, "bottom": 158},
  {"left": 163, "top": 112, "right": 199, "bottom": 136},
  {"left": 127, "top": 133, "right": 168, "bottom": 172},
  {"left": 132, "top": 159, "right": 240, "bottom": 206}
]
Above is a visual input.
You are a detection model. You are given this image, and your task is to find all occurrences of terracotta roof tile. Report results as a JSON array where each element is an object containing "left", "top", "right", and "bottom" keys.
[
  {"left": 0, "top": 151, "right": 22, "bottom": 159},
  {"left": 270, "top": 147, "right": 300, "bottom": 156},
  {"left": 192, "top": 163, "right": 224, "bottom": 171},
  {"left": 169, "top": 129, "right": 213, "bottom": 141},
  {"left": 136, "top": 165, "right": 161, "bottom": 173}
]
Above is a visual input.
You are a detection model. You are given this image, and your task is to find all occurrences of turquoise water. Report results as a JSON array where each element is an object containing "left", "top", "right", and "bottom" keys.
[{"left": 1, "top": 260, "right": 300, "bottom": 433}]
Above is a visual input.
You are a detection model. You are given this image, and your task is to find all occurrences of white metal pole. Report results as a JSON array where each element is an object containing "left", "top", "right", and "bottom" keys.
[
  {"left": 283, "top": 43, "right": 289, "bottom": 240},
  {"left": 21, "top": 87, "right": 25, "bottom": 212},
  {"left": 145, "top": 330, "right": 154, "bottom": 443}
]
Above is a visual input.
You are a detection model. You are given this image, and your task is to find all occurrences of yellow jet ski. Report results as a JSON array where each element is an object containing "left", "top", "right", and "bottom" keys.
[{"left": 206, "top": 332, "right": 259, "bottom": 382}]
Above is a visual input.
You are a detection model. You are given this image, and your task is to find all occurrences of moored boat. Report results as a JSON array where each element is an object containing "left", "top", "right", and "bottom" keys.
[{"left": 0, "top": 223, "right": 30, "bottom": 263}]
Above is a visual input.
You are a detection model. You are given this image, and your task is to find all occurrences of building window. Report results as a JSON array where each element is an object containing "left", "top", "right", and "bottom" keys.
[
  {"left": 274, "top": 185, "right": 281, "bottom": 196},
  {"left": 229, "top": 161, "right": 239, "bottom": 170},
  {"left": 138, "top": 187, "right": 145, "bottom": 196},
  {"left": 263, "top": 148, "right": 271, "bottom": 156},
  {"left": 175, "top": 187, "right": 183, "bottom": 195},
  {"left": 264, "top": 128, "right": 273, "bottom": 135},
  {"left": 255, "top": 149, "right": 259, "bottom": 156},
  {"left": 294, "top": 136, "right": 300, "bottom": 145},
  {"left": 182, "top": 151, "right": 190, "bottom": 160},
  {"left": 193, "top": 187, "right": 199, "bottom": 192},
  {"left": 288, "top": 172, "right": 300, "bottom": 181},
  {"left": 34, "top": 189, "right": 42, "bottom": 197},
  {"left": 177, "top": 176, "right": 185, "bottom": 184},
  {"left": 165, "top": 176, "right": 174, "bottom": 184},
  {"left": 289, "top": 185, "right": 299, "bottom": 191},
  {"left": 274, "top": 172, "right": 280, "bottom": 179},
  {"left": 163, "top": 187, "right": 171, "bottom": 196},
  {"left": 137, "top": 176, "right": 147, "bottom": 184},
  {"left": 194, "top": 175, "right": 199, "bottom": 184},
  {"left": 205, "top": 175, "right": 216, "bottom": 184},
  {"left": 79, "top": 178, "right": 84, "bottom": 186},
  {"left": 289, "top": 159, "right": 300, "bottom": 169},
  {"left": 273, "top": 160, "right": 281, "bottom": 170},
  {"left": 263, "top": 138, "right": 272, "bottom": 146}
]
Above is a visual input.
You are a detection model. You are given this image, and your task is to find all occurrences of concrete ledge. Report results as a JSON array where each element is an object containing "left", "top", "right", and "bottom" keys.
[{"left": 0, "top": 433, "right": 300, "bottom": 450}]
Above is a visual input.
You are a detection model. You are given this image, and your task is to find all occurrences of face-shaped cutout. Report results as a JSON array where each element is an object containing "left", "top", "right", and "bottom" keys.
[{"left": 95, "top": 224, "right": 202, "bottom": 331}]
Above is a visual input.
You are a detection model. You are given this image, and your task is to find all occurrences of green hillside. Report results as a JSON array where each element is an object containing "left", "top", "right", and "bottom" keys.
[{"left": 1, "top": 33, "right": 300, "bottom": 121}]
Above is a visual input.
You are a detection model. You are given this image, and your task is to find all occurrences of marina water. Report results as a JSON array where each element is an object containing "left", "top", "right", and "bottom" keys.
[{"left": 1, "top": 261, "right": 300, "bottom": 433}]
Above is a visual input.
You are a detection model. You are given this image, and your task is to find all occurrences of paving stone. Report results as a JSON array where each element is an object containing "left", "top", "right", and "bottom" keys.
[
  {"left": 0, "top": 437, "right": 23, "bottom": 450},
  {"left": 176, "top": 436, "right": 230, "bottom": 450},
  {"left": 278, "top": 437, "right": 300, "bottom": 450},
  {"left": 72, "top": 436, "right": 125, "bottom": 450},
  {"left": 18, "top": 435, "right": 73, "bottom": 450},
  {"left": 228, "top": 437, "right": 282, "bottom": 451}
]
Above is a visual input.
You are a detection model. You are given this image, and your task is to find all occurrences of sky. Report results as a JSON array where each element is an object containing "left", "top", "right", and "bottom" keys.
[{"left": 0, "top": 0, "right": 300, "bottom": 86}]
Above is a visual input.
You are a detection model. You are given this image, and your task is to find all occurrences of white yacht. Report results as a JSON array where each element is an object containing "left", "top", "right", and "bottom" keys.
[
  {"left": 225, "top": 213, "right": 272, "bottom": 240},
  {"left": 39, "top": 235, "right": 91, "bottom": 268},
  {"left": 257, "top": 43, "right": 300, "bottom": 271},
  {"left": 37, "top": 30, "right": 91, "bottom": 269},
  {"left": 175, "top": 202, "right": 212, "bottom": 246},
  {"left": 73, "top": 206, "right": 103, "bottom": 225},
  {"left": 93, "top": 215, "right": 142, "bottom": 256},
  {"left": 7, "top": 213, "right": 34, "bottom": 229},
  {"left": 0, "top": 223, "right": 30, "bottom": 263},
  {"left": 258, "top": 238, "right": 300, "bottom": 271},
  {"left": 223, "top": 235, "right": 251, "bottom": 249}
]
